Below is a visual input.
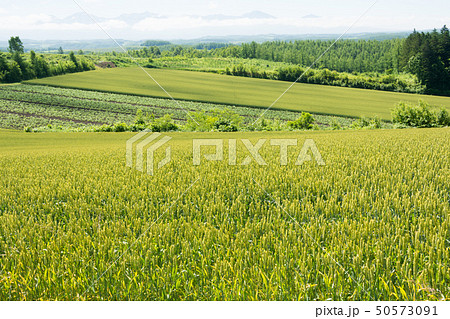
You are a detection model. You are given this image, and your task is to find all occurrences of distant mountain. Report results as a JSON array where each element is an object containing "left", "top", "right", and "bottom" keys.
[
  {"left": 52, "top": 12, "right": 106, "bottom": 24},
  {"left": 302, "top": 14, "right": 320, "bottom": 19},
  {"left": 116, "top": 12, "right": 162, "bottom": 25},
  {"left": 241, "top": 11, "right": 276, "bottom": 19},
  {"left": 175, "top": 11, "right": 275, "bottom": 21},
  {"left": 202, "top": 14, "right": 237, "bottom": 21},
  {"left": 50, "top": 10, "right": 275, "bottom": 25},
  {"left": 49, "top": 11, "right": 162, "bottom": 25}
]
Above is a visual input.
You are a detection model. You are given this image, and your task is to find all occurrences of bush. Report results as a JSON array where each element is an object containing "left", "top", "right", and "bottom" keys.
[
  {"left": 185, "top": 109, "right": 242, "bottom": 132},
  {"left": 287, "top": 112, "right": 315, "bottom": 130},
  {"left": 392, "top": 101, "right": 446, "bottom": 128},
  {"left": 370, "top": 116, "right": 382, "bottom": 129},
  {"left": 95, "top": 124, "right": 113, "bottom": 132},
  {"left": 350, "top": 116, "right": 382, "bottom": 129},
  {"left": 128, "top": 123, "right": 146, "bottom": 132},
  {"left": 150, "top": 114, "right": 178, "bottom": 132},
  {"left": 134, "top": 109, "right": 146, "bottom": 125},
  {"left": 113, "top": 123, "right": 128, "bottom": 132},
  {"left": 213, "top": 119, "right": 238, "bottom": 132},
  {"left": 247, "top": 117, "right": 284, "bottom": 132},
  {"left": 436, "top": 108, "right": 450, "bottom": 127}
]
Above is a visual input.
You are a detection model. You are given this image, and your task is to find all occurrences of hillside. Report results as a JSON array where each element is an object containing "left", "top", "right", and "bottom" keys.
[{"left": 26, "top": 68, "right": 450, "bottom": 121}]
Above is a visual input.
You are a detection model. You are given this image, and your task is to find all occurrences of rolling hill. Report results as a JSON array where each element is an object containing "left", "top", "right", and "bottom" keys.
[{"left": 26, "top": 68, "right": 450, "bottom": 120}]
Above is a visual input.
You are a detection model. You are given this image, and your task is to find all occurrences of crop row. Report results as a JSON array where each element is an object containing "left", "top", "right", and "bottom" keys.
[{"left": 14, "top": 84, "right": 354, "bottom": 123}]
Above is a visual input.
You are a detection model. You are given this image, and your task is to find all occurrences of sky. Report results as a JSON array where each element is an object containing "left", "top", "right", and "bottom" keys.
[{"left": 0, "top": 0, "right": 449, "bottom": 40}]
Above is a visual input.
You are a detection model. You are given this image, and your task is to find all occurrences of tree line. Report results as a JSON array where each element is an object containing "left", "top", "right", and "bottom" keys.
[
  {"left": 128, "top": 39, "right": 402, "bottom": 74},
  {"left": 223, "top": 64, "right": 424, "bottom": 94},
  {"left": 0, "top": 37, "right": 94, "bottom": 83},
  {"left": 128, "top": 27, "right": 449, "bottom": 95}
]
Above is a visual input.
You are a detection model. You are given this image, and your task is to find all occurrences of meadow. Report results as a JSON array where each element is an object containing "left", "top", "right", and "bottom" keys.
[
  {"left": 0, "top": 128, "right": 448, "bottom": 301},
  {"left": 26, "top": 68, "right": 450, "bottom": 121}
]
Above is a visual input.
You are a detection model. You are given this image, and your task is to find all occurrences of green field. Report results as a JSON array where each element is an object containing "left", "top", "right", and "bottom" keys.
[
  {"left": 26, "top": 68, "right": 450, "bottom": 120},
  {"left": 0, "top": 128, "right": 449, "bottom": 300},
  {"left": 0, "top": 84, "right": 355, "bottom": 131}
]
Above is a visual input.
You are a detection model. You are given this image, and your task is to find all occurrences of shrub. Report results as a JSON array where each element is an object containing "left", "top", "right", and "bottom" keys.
[
  {"left": 213, "top": 119, "right": 238, "bottom": 132},
  {"left": 248, "top": 117, "right": 285, "bottom": 132},
  {"left": 185, "top": 109, "right": 243, "bottom": 132},
  {"left": 350, "top": 116, "right": 382, "bottom": 130},
  {"left": 134, "top": 109, "right": 146, "bottom": 125},
  {"left": 150, "top": 114, "right": 178, "bottom": 132},
  {"left": 370, "top": 116, "right": 382, "bottom": 129},
  {"left": 128, "top": 123, "right": 146, "bottom": 132},
  {"left": 287, "top": 112, "right": 315, "bottom": 130},
  {"left": 392, "top": 101, "right": 441, "bottom": 128},
  {"left": 96, "top": 124, "right": 113, "bottom": 132},
  {"left": 436, "top": 108, "right": 450, "bottom": 127},
  {"left": 113, "top": 123, "right": 128, "bottom": 132}
]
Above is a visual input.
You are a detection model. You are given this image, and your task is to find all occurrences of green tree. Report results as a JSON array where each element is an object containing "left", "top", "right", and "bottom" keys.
[
  {"left": 0, "top": 53, "right": 9, "bottom": 73},
  {"left": 0, "top": 53, "right": 9, "bottom": 82},
  {"left": 30, "top": 51, "right": 50, "bottom": 78},
  {"left": 12, "top": 52, "right": 33, "bottom": 80},
  {"left": 5, "top": 61, "right": 22, "bottom": 83},
  {"left": 69, "top": 51, "right": 80, "bottom": 71},
  {"left": 401, "top": 26, "right": 450, "bottom": 94},
  {"left": 8, "top": 36, "right": 24, "bottom": 54}
]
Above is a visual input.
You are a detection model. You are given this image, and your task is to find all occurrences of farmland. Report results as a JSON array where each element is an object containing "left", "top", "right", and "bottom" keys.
[
  {"left": 0, "top": 128, "right": 449, "bottom": 300},
  {"left": 0, "top": 84, "right": 355, "bottom": 131},
  {"left": 26, "top": 68, "right": 450, "bottom": 121}
]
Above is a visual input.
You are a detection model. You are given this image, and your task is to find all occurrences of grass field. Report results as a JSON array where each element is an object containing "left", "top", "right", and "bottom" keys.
[
  {"left": 26, "top": 68, "right": 450, "bottom": 120},
  {"left": 0, "top": 128, "right": 448, "bottom": 300}
]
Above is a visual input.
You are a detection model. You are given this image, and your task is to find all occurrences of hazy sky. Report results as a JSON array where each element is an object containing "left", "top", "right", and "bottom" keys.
[{"left": 0, "top": 0, "right": 449, "bottom": 40}]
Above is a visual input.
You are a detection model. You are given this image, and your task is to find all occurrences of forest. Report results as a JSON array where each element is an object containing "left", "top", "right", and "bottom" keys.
[{"left": 400, "top": 27, "right": 450, "bottom": 95}]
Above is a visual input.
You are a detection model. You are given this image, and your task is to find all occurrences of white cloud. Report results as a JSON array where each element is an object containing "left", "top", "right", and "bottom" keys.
[
  {"left": 131, "top": 15, "right": 375, "bottom": 33},
  {"left": 208, "top": 1, "right": 219, "bottom": 10},
  {"left": 1, "top": 10, "right": 448, "bottom": 40},
  {"left": 133, "top": 16, "right": 281, "bottom": 32},
  {"left": 97, "top": 19, "right": 129, "bottom": 29},
  {"left": 0, "top": 14, "right": 128, "bottom": 32},
  {"left": 0, "top": 14, "right": 54, "bottom": 28}
]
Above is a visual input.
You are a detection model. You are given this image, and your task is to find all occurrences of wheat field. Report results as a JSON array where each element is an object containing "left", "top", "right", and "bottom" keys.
[{"left": 0, "top": 128, "right": 449, "bottom": 300}]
